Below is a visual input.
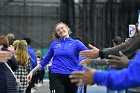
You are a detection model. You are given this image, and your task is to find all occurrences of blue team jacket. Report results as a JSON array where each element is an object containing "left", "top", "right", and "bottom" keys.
[
  {"left": 40, "top": 37, "right": 88, "bottom": 74},
  {"left": 28, "top": 46, "right": 37, "bottom": 69},
  {"left": 94, "top": 50, "right": 140, "bottom": 90}
]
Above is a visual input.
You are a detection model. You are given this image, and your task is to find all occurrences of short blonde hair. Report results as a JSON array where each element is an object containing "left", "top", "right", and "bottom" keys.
[
  {"left": 52, "top": 22, "right": 72, "bottom": 40},
  {"left": 36, "top": 50, "right": 41, "bottom": 56}
]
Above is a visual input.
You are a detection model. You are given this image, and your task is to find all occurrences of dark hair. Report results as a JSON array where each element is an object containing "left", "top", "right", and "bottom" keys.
[
  {"left": 112, "top": 36, "right": 122, "bottom": 45},
  {"left": 23, "top": 37, "right": 31, "bottom": 45}
]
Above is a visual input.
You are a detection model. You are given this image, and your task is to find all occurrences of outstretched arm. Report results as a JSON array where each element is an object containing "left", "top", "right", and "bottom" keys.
[
  {"left": 80, "top": 33, "right": 140, "bottom": 59},
  {"left": 100, "top": 33, "right": 140, "bottom": 59},
  {"left": 70, "top": 51, "right": 140, "bottom": 90}
]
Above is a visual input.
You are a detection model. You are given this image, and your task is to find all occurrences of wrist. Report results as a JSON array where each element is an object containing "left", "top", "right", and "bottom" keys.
[{"left": 30, "top": 70, "right": 34, "bottom": 74}]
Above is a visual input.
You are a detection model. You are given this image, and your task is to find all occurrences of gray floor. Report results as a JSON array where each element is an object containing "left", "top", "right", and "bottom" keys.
[
  {"left": 33, "top": 79, "right": 106, "bottom": 93},
  {"left": 33, "top": 80, "right": 50, "bottom": 93}
]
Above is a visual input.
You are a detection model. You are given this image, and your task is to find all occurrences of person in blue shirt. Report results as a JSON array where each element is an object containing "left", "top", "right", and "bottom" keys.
[
  {"left": 27, "top": 22, "right": 88, "bottom": 93},
  {"left": 37, "top": 56, "right": 46, "bottom": 84},
  {"left": 23, "top": 38, "right": 37, "bottom": 70},
  {"left": 38, "top": 63, "right": 46, "bottom": 84},
  {"left": 23, "top": 37, "right": 37, "bottom": 93}
]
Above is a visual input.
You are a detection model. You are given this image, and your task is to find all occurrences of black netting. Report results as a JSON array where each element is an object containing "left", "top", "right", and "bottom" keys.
[{"left": 0, "top": 0, "right": 140, "bottom": 49}]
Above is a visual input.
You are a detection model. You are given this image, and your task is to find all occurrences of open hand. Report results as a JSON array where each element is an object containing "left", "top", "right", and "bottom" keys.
[
  {"left": 27, "top": 72, "right": 33, "bottom": 82},
  {"left": 107, "top": 51, "right": 129, "bottom": 68},
  {"left": 69, "top": 65, "right": 96, "bottom": 85},
  {"left": 80, "top": 44, "right": 99, "bottom": 59}
]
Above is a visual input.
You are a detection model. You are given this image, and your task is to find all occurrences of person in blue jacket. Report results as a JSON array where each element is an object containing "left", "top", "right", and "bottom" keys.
[
  {"left": 23, "top": 37, "right": 37, "bottom": 93},
  {"left": 27, "top": 22, "right": 88, "bottom": 93},
  {"left": 23, "top": 38, "right": 37, "bottom": 70},
  {"left": 38, "top": 64, "right": 46, "bottom": 84},
  {"left": 69, "top": 50, "right": 140, "bottom": 90}
]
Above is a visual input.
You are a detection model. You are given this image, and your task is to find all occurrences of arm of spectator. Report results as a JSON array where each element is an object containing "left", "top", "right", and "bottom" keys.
[
  {"left": 80, "top": 33, "right": 140, "bottom": 59},
  {"left": 100, "top": 33, "right": 140, "bottom": 59},
  {"left": 0, "top": 46, "right": 13, "bottom": 62},
  {"left": 107, "top": 51, "right": 129, "bottom": 68},
  {"left": 70, "top": 51, "right": 140, "bottom": 90}
]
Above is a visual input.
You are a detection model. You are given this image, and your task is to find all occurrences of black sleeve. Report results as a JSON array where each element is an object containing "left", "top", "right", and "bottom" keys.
[
  {"left": 7, "top": 56, "right": 18, "bottom": 71},
  {"left": 99, "top": 33, "right": 140, "bottom": 59}
]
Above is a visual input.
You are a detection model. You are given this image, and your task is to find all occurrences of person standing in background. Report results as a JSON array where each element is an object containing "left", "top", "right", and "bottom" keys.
[
  {"left": 23, "top": 37, "right": 37, "bottom": 93},
  {"left": 106, "top": 36, "right": 125, "bottom": 93},
  {"left": 35, "top": 50, "right": 46, "bottom": 85},
  {"left": 7, "top": 33, "right": 16, "bottom": 53},
  {"left": 13, "top": 40, "right": 20, "bottom": 51},
  {"left": 27, "top": 22, "right": 88, "bottom": 93},
  {"left": 14, "top": 40, "right": 29, "bottom": 93},
  {"left": 38, "top": 57, "right": 46, "bottom": 85},
  {"left": 73, "top": 36, "right": 87, "bottom": 93},
  {"left": 77, "top": 55, "right": 86, "bottom": 93},
  {"left": 0, "top": 35, "right": 18, "bottom": 93}
]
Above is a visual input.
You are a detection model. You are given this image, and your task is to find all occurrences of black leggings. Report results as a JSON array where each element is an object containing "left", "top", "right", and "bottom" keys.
[{"left": 49, "top": 73, "right": 78, "bottom": 93}]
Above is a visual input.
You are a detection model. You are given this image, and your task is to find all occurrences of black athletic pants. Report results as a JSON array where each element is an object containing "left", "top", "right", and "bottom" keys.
[{"left": 49, "top": 73, "right": 78, "bottom": 93}]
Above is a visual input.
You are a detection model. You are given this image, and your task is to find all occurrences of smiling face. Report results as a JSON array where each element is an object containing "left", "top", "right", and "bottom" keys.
[
  {"left": 53, "top": 22, "right": 72, "bottom": 39},
  {"left": 55, "top": 23, "right": 69, "bottom": 38}
]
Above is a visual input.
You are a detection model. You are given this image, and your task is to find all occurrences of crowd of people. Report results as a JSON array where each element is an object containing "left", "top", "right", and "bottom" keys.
[
  {"left": 69, "top": 24, "right": 140, "bottom": 93},
  {"left": 0, "top": 22, "right": 140, "bottom": 93},
  {"left": 0, "top": 33, "right": 46, "bottom": 93}
]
